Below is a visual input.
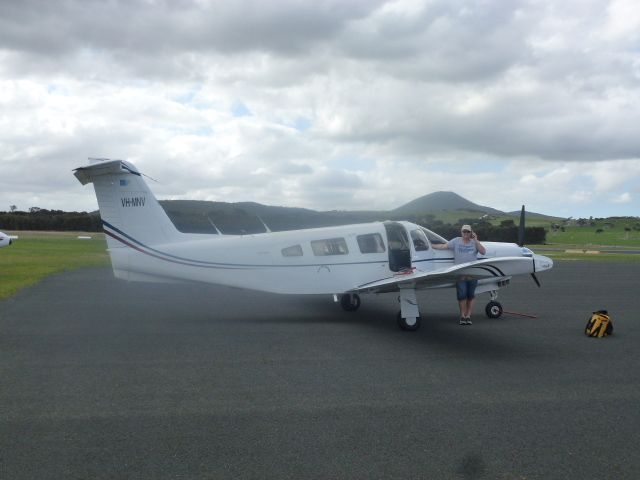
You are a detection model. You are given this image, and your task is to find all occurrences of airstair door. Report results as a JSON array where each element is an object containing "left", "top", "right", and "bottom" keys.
[{"left": 384, "top": 222, "right": 412, "bottom": 272}]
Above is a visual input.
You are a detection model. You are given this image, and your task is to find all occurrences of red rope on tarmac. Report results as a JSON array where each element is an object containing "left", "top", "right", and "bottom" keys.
[{"left": 502, "top": 310, "right": 538, "bottom": 319}]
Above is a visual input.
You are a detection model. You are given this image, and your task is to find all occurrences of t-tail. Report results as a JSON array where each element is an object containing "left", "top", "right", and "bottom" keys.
[{"left": 74, "top": 158, "right": 184, "bottom": 279}]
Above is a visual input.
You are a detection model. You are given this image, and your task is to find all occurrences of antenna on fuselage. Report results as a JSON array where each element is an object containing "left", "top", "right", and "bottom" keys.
[
  {"left": 256, "top": 215, "right": 272, "bottom": 233},
  {"left": 206, "top": 214, "right": 223, "bottom": 235}
]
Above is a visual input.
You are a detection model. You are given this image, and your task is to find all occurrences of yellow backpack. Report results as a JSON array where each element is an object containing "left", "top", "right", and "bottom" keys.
[{"left": 585, "top": 310, "right": 613, "bottom": 338}]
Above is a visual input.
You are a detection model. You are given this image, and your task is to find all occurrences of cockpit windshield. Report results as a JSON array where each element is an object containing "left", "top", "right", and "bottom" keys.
[
  {"left": 420, "top": 227, "right": 448, "bottom": 245},
  {"left": 410, "top": 229, "right": 429, "bottom": 251}
]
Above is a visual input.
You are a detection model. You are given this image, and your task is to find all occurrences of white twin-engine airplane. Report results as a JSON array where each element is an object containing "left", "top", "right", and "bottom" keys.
[
  {"left": 0, "top": 231, "right": 13, "bottom": 248},
  {"left": 74, "top": 158, "right": 553, "bottom": 331}
]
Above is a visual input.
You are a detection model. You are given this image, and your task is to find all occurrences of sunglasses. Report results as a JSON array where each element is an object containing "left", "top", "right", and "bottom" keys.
[{"left": 461, "top": 230, "right": 471, "bottom": 233}]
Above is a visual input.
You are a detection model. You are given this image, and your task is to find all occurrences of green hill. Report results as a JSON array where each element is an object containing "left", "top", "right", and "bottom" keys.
[
  {"left": 159, "top": 191, "right": 562, "bottom": 235},
  {"left": 392, "top": 191, "right": 503, "bottom": 216}
]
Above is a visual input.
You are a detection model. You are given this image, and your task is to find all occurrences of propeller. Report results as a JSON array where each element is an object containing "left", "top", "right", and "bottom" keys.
[
  {"left": 531, "top": 272, "right": 541, "bottom": 287},
  {"left": 518, "top": 204, "right": 541, "bottom": 288},
  {"left": 518, "top": 205, "right": 525, "bottom": 247}
]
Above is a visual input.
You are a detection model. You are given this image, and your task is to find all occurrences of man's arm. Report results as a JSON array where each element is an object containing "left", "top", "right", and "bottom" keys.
[
  {"left": 432, "top": 238, "right": 453, "bottom": 251},
  {"left": 472, "top": 234, "right": 486, "bottom": 255}
]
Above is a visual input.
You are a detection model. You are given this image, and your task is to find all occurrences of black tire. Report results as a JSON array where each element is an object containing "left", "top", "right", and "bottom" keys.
[
  {"left": 397, "top": 311, "right": 421, "bottom": 331},
  {"left": 340, "top": 294, "right": 361, "bottom": 312},
  {"left": 485, "top": 301, "right": 503, "bottom": 319}
]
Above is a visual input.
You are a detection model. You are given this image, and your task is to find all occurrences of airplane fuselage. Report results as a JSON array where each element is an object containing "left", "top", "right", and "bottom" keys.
[{"left": 104, "top": 220, "right": 543, "bottom": 295}]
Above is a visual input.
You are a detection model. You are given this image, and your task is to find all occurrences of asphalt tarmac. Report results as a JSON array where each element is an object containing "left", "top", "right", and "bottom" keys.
[{"left": 1, "top": 261, "right": 638, "bottom": 479}]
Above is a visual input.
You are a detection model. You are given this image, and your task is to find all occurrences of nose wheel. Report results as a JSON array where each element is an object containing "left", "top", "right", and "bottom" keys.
[{"left": 485, "top": 300, "right": 503, "bottom": 319}]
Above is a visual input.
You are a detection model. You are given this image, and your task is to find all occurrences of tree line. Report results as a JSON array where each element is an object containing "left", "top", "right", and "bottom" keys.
[
  {"left": 0, "top": 207, "right": 546, "bottom": 244},
  {"left": 400, "top": 214, "right": 546, "bottom": 244},
  {"left": 0, "top": 210, "right": 102, "bottom": 232}
]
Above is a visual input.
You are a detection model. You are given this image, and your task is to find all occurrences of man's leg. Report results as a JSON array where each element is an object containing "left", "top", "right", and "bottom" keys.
[
  {"left": 458, "top": 300, "right": 467, "bottom": 316},
  {"left": 465, "top": 280, "right": 478, "bottom": 324},
  {"left": 456, "top": 281, "right": 467, "bottom": 325}
]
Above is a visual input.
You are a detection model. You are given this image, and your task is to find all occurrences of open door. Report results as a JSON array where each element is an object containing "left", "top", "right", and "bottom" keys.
[{"left": 384, "top": 222, "right": 412, "bottom": 272}]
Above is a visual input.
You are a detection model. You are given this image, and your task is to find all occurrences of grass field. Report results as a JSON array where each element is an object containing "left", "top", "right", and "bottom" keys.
[
  {"left": 0, "top": 231, "right": 109, "bottom": 300},
  {"left": 546, "top": 223, "right": 640, "bottom": 247}
]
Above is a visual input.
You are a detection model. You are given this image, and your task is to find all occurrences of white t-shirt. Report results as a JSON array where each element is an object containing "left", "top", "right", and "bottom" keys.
[{"left": 447, "top": 237, "right": 480, "bottom": 264}]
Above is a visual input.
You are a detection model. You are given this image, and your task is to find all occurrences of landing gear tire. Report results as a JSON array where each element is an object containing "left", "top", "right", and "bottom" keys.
[
  {"left": 485, "top": 301, "right": 503, "bottom": 319},
  {"left": 397, "top": 311, "right": 421, "bottom": 331},
  {"left": 340, "top": 294, "right": 361, "bottom": 312}
]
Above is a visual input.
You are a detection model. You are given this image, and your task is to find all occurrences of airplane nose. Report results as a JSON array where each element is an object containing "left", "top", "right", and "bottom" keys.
[{"left": 534, "top": 254, "right": 553, "bottom": 272}]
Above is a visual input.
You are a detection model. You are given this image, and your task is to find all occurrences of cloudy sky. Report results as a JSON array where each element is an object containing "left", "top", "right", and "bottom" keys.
[{"left": 1, "top": 0, "right": 639, "bottom": 219}]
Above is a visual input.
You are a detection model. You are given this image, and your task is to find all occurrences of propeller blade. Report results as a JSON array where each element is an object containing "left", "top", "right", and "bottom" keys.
[
  {"left": 531, "top": 273, "right": 541, "bottom": 288},
  {"left": 518, "top": 205, "right": 525, "bottom": 247}
]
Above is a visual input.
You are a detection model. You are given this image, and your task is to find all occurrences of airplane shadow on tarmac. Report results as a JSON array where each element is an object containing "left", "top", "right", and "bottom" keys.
[{"left": 232, "top": 292, "right": 536, "bottom": 359}]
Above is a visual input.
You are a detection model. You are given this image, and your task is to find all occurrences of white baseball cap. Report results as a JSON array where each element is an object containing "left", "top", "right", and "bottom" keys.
[{"left": 461, "top": 225, "right": 472, "bottom": 232}]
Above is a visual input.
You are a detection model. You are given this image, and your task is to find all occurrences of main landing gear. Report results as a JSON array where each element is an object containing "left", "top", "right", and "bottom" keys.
[
  {"left": 397, "top": 311, "right": 421, "bottom": 331},
  {"left": 339, "top": 286, "right": 424, "bottom": 331},
  {"left": 340, "top": 293, "right": 361, "bottom": 312},
  {"left": 397, "top": 285, "right": 421, "bottom": 331}
]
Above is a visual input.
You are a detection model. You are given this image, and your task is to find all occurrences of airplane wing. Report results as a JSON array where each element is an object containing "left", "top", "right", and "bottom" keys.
[{"left": 352, "top": 256, "right": 537, "bottom": 294}]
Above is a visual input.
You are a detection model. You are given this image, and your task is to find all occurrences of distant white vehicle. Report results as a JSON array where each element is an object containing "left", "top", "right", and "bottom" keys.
[
  {"left": 74, "top": 159, "right": 553, "bottom": 331},
  {"left": 0, "top": 231, "right": 13, "bottom": 248}
]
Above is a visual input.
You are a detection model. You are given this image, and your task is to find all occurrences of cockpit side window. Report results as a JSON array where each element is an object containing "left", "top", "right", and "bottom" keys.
[{"left": 410, "top": 229, "right": 429, "bottom": 251}]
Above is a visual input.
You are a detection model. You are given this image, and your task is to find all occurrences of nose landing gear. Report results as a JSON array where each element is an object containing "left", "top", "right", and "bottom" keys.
[
  {"left": 485, "top": 300, "right": 503, "bottom": 319},
  {"left": 485, "top": 291, "right": 503, "bottom": 318}
]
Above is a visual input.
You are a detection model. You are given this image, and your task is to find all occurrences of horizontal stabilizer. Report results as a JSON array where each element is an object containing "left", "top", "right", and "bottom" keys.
[{"left": 74, "top": 159, "right": 140, "bottom": 185}]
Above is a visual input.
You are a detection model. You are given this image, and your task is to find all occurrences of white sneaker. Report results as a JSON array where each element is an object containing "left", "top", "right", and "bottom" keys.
[
  {"left": 459, "top": 317, "right": 466, "bottom": 325},
  {"left": 465, "top": 317, "right": 472, "bottom": 325}
]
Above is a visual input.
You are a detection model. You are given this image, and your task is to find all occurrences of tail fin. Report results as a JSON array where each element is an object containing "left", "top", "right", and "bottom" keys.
[{"left": 74, "top": 158, "right": 183, "bottom": 250}]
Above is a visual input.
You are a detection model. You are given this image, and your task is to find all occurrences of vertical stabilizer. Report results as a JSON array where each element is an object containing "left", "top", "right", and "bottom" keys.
[{"left": 74, "top": 159, "right": 182, "bottom": 251}]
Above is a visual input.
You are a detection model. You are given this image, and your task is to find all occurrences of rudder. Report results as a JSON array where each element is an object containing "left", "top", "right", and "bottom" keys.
[{"left": 74, "top": 158, "right": 183, "bottom": 254}]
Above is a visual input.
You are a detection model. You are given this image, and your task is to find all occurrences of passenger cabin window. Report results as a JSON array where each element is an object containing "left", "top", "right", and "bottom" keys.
[
  {"left": 311, "top": 238, "right": 349, "bottom": 256},
  {"left": 281, "top": 245, "right": 303, "bottom": 257},
  {"left": 357, "top": 233, "right": 386, "bottom": 254},
  {"left": 410, "top": 229, "right": 429, "bottom": 251}
]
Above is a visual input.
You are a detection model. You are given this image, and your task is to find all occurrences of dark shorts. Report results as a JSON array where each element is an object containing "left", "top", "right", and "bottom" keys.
[{"left": 456, "top": 279, "right": 478, "bottom": 301}]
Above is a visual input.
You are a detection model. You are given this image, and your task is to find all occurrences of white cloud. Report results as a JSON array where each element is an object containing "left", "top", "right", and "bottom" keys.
[
  {"left": 0, "top": 0, "right": 639, "bottom": 219},
  {"left": 600, "top": 0, "right": 640, "bottom": 42},
  {"left": 611, "top": 192, "right": 632, "bottom": 204}
]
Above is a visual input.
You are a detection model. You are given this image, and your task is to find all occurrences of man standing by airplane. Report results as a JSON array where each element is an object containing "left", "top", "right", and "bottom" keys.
[{"left": 433, "top": 225, "right": 486, "bottom": 325}]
